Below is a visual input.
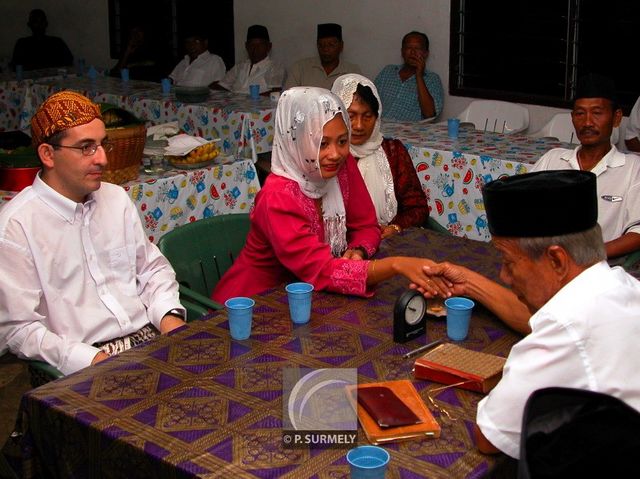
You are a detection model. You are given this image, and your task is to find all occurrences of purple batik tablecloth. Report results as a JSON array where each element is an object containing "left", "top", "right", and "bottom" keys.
[
  {"left": 20, "top": 228, "right": 521, "bottom": 478},
  {"left": 382, "top": 121, "right": 572, "bottom": 241}
]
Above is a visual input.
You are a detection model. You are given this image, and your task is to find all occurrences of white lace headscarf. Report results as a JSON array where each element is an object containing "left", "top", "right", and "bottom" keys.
[
  {"left": 331, "top": 74, "right": 398, "bottom": 225},
  {"left": 270, "top": 87, "right": 350, "bottom": 257}
]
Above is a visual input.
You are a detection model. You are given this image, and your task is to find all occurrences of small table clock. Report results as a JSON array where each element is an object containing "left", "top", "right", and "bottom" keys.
[{"left": 393, "top": 290, "right": 427, "bottom": 343}]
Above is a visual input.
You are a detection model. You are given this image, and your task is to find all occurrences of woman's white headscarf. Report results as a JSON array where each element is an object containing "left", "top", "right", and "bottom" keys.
[
  {"left": 270, "top": 86, "right": 350, "bottom": 257},
  {"left": 331, "top": 74, "right": 398, "bottom": 225}
]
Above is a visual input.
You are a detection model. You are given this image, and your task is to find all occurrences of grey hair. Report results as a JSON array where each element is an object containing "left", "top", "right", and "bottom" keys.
[{"left": 517, "top": 224, "right": 606, "bottom": 266}]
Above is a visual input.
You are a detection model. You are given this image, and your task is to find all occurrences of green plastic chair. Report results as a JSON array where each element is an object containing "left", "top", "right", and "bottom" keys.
[
  {"left": 425, "top": 216, "right": 451, "bottom": 235},
  {"left": 157, "top": 213, "right": 251, "bottom": 321},
  {"left": 28, "top": 360, "right": 64, "bottom": 388}
]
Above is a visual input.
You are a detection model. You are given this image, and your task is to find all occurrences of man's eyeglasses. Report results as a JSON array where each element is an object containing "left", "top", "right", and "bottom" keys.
[{"left": 49, "top": 141, "right": 113, "bottom": 156}]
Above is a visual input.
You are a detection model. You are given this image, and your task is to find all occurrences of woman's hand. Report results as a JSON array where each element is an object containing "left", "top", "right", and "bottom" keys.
[
  {"left": 392, "top": 257, "right": 453, "bottom": 297},
  {"left": 380, "top": 224, "right": 401, "bottom": 239},
  {"left": 343, "top": 248, "right": 365, "bottom": 260}
]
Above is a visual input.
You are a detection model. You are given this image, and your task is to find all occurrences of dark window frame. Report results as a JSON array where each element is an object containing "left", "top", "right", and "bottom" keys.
[{"left": 449, "top": 0, "right": 639, "bottom": 114}]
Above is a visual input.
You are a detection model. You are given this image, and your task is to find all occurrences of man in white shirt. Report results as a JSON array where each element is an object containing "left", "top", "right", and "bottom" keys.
[
  {"left": 531, "top": 73, "right": 640, "bottom": 258},
  {"left": 215, "top": 25, "right": 285, "bottom": 95},
  {"left": 421, "top": 170, "right": 640, "bottom": 459},
  {"left": 169, "top": 31, "right": 226, "bottom": 87},
  {"left": 0, "top": 91, "right": 186, "bottom": 375}
]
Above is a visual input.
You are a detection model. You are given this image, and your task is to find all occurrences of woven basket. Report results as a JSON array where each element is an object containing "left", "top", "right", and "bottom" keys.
[{"left": 104, "top": 123, "right": 146, "bottom": 184}]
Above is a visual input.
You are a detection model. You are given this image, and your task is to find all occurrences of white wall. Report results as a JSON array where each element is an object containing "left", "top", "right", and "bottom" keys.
[{"left": 0, "top": 0, "right": 564, "bottom": 131}]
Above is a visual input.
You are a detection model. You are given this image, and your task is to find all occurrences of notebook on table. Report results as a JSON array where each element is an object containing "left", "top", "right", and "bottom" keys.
[{"left": 413, "top": 343, "right": 506, "bottom": 393}]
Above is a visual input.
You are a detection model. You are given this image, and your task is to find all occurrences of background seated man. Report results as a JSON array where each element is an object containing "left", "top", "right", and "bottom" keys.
[
  {"left": 625, "top": 95, "right": 640, "bottom": 153},
  {"left": 169, "top": 30, "right": 226, "bottom": 87},
  {"left": 285, "top": 23, "right": 361, "bottom": 90},
  {"left": 422, "top": 170, "right": 640, "bottom": 459},
  {"left": 374, "top": 30, "right": 443, "bottom": 122},
  {"left": 214, "top": 25, "right": 285, "bottom": 95},
  {"left": 531, "top": 73, "right": 640, "bottom": 258},
  {"left": 10, "top": 8, "right": 73, "bottom": 71},
  {"left": 0, "top": 91, "right": 186, "bottom": 375},
  {"left": 110, "top": 24, "right": 169, "bottom": 82}
]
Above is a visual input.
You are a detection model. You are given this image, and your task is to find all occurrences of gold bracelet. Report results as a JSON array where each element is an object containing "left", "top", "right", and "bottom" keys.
[
  {"left": 390, "top": 224, "right": 401, "bottom": 233},
  {"left": 371, "top": 259, "right": 377, "bottom": 274}
]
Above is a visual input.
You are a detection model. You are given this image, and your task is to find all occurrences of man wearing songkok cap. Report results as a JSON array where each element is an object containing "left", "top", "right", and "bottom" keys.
[
  {"left": 285, "top": 23, "right": 361, "bottom": 90},
  {"left": 420, "top": 170, "right": 640, "bottom": 458},
  {"left": 0, "top": 91, "right": 185, "bottom": 376},
  {"left": 216, "top": 24, "right": 285, "bottom": 94},
  {"left": 374, "top": 30, "right": 443, "bottom": 121},
  {"left": 532, "top": 73, "right": 640, "bottom": 259}
]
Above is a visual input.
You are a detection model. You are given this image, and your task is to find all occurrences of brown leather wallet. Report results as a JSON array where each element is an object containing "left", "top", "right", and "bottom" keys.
[{"left": 357, "top": 386, "right": 422, "bottom": 428}]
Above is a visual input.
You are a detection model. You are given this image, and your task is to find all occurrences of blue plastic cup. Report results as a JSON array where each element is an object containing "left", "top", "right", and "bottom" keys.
[
  {"left": 346, "top": 445, "right": 390, "bottom": 479},
  {"left": 285, "top": 282, "right": 314, "bottom": 324},
  {"left": 88, "top": 66, "right": 97, "bottom": 80},
  {"left": 161, "top": 78, "right": 171, "bottom": 95},
  {"left": 445, "top": 297, "right": 475, "bottom": 341},
  {"left": 225, "top": 297, "right": 254, "bottom": 340},
  {"left": 120, "top": 68, "right": 130, "bottom": 82},
  {"left": 15, "top": 64, "right": 23, "bottom": 81},
  {"left": 249, "top": 84, "right": 260, "bottom": 99},
  {"left": 447, "top": 118, "right": 460, "bottom": 139}
]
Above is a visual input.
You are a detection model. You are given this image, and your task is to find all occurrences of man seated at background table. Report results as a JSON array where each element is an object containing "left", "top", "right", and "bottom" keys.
[
  {"left": 285, "top": 23, "right": 361, "bottom": 90},
  {"left": 10, "top": 8, "right": 73, "bottom": 71},
  {"left": 0, "top": 91, "right": 186, "bottom": 376},
  {"left": 624, "top": 95, "right": 640, "bottom": 153},
  {"left": 421, "top": 170, "right": 640, "bottom": 459},
  {"left": 531, "top": 73, "right": 640, "bottom": 259},
  {"left": 169, "top": 30, "right": 226, "bottom": 87},
  {"left": 213, "top": 25, "right": 285, "bottom": 95},
  {"left": 374, "top": 31, "right": 443, "bottom": 122}
]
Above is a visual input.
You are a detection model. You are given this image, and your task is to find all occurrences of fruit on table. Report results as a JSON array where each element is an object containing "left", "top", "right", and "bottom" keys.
[{"left": 170, "top": 142, "right": 219, "bottom": 164}]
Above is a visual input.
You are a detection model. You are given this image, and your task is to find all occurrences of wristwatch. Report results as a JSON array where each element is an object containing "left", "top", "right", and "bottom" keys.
[{"left": 166, "top": 308, "right": 185, "bottom": 319}]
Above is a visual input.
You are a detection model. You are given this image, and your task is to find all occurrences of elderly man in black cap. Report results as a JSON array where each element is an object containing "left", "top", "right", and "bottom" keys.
[
  {"left": 421, "top": 170, "right": 640, "bottom": 459},
  {"left": 285, "top": 23, "right": 361, "bottom": 90},
  {"left": 531, "top": 73, "right": 640, "bottom": 258},
  {"left": 216, "top": 24, "right": 285, "bottom": 94}
]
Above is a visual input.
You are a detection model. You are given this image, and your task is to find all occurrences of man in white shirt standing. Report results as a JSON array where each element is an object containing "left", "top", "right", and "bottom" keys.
[
  {"left": 169, "top": 31, "right": 226, "bottom": 87},
  {"left": 531, "top": 73, "right": 640, "bottom": 258},
  {"left": 0, "top": 91, "right": 186, "bottom": 376},
  {"left": 215, "top": 25, "right": 285, "bottom": 95}
]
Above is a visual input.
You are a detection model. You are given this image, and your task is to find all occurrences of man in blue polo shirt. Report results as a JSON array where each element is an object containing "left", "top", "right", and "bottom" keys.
[{"left": 374, "top": 31, "right": 443, "bottom": 122}]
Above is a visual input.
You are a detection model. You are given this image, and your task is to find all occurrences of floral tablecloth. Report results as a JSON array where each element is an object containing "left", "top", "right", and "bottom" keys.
[
  {"left": 0, "top": 159, "right": 260, "bottom": 243},
  {"left": 382, "top": 121, "right": 571, "bottom": 241},
  {"left": 7, "top": 77, "right": 276, "bottom": 161}
]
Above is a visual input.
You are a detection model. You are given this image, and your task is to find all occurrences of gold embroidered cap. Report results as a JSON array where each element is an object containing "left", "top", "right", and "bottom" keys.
[{"left": 31, "top": 90, "right": 102, "bottom": 146}]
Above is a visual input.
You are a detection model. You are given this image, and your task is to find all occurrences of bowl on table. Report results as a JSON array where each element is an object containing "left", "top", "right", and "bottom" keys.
[{"left": 174, "top": 86, "right": 210, "bottom": 103}]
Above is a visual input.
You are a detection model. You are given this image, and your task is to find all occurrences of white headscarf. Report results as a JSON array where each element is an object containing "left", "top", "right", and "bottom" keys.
[
  {"left": 331, "top": 74, "right": 397, "bottom": 225},
  {"left": 270, "top": 87, "right": 350, "bottom": 257}
]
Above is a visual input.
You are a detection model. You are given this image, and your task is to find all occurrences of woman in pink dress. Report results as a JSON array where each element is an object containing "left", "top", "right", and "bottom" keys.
[{"left": 212, "top": 87, "right": 446, "bottom": 302}]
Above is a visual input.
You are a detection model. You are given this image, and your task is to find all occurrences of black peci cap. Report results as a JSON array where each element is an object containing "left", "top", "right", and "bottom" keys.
[
  {"left": 317, "top": 23, "right": 342, "bottom": 41},
  {"left": 482, "top": 170, "right": 598, "bottom": 237},
  {"left": 247, "top": 24, "right": 269, "bottom": 42}
]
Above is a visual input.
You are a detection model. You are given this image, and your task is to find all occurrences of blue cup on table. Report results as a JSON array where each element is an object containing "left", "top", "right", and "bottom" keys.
[
  {"left": 249, "top": 84, "right": 260, "bottom": 100},
  {"left": 120, "top": 68, "right": 130, "bottom": 82},
  {"left": 447, "top": 118, "right": 460, "bottom": 139},
  {"left": 347, "top": 445, "right": 390, "bottom": 479},
  {"left": 15, "top": 64, "right": 23, "bottom": 81},
  {"left": 225, "top": 297, "right": 254, "bottom": 340},
  {"left": 286, "top": 282, "right": 313, "bottom": 324},
  {"left": 88, "top": 66, "right": 97, "bottom": 80},
  {"left": 161, "top": 78, "right": 171, "bottom": 95},
  {"left": 445, "top": 297, "right": 475, "bottom": 341}
]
